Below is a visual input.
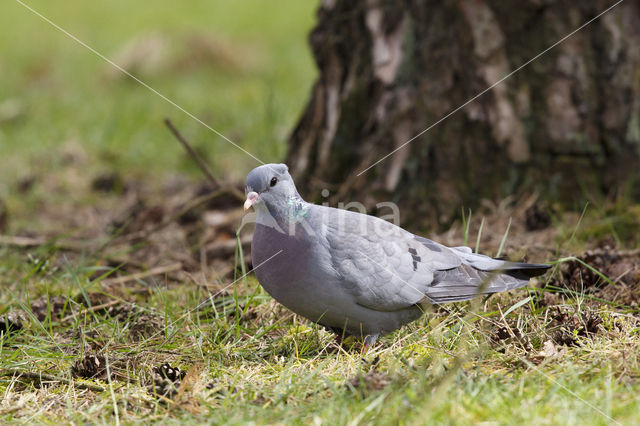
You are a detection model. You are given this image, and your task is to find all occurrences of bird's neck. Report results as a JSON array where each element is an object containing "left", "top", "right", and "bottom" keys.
[
  {"left": 284, "top": 195, "right": 310, "bottom": 224},
  {"left": 256, "top": 195, "right": 311, "bottom": 232}
]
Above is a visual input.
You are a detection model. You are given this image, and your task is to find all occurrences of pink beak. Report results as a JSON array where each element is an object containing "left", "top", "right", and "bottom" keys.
[{"left": 244, "top": 191, "right": 259, "bottom": 210}]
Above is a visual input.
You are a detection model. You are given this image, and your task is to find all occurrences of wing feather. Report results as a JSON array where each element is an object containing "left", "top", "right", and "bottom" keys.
[
  {"left": 320, "top": 207, "right": 460, "bottom": 311},
  {"left": 313, "top": 206, "right": 548, "bottom": 311}
]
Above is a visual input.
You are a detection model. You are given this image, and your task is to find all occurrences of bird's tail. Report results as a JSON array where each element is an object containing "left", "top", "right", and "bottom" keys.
[
  {"left": 502, "top": 262, "right": 552, "bottom": 279},
  {"left": 425, "top": 260, "right": 551, "bottom": 304}
]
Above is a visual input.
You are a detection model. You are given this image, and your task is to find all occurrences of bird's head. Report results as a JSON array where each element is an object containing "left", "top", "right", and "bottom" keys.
[{"left": 244, "top": 163, "right": 300, "bottom": 212}]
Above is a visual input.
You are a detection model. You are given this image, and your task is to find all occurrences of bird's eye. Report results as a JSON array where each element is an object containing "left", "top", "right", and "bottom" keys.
[{"left": 270, "top": 177, "right": 278, "bottom": 187}]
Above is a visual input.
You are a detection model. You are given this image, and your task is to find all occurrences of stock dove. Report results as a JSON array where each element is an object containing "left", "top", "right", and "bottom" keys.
[{"left": 244, "top": 164, "right": 549, "bottom": 345}]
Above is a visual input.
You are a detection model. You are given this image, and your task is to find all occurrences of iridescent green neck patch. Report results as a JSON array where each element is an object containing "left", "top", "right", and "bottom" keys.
[{"left": 286, "top": 196, "right": 310, "bottom": 224}]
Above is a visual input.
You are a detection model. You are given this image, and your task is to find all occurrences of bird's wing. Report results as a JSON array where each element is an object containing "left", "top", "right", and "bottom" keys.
[{"left": 318, "top": 207, "right": 462, "bottom": 312}]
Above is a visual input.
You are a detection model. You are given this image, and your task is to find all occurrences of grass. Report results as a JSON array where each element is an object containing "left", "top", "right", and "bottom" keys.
[
  {"left": 0, "top": 0, "right": 316, "bottom": 185},
  {"left": 1, "top": 265, "right": 639, "bottom": 424},
  {"left": 2, "top": 1, "right": 640, "bottom": 424},
  {"left": 1, "top": 200, "right": 639, "bottom": 424}
]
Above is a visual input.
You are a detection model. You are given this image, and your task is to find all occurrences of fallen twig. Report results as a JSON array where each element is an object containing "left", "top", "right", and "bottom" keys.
[
  {"left": 0, "top": 369, "right": 106, "bottom": 392},
  {"left": 0, "top": 235, "right": 92, "bottom": 250},
  {"left": 101, "top": 262, "right": 183, "bottom": 287},
  {"left": 59, "top": 299, "right": 122, "bottom": 323},
  {"left": 164, "top": 117, "right": 245, "bottom": 200},
  {"left": 3, "top": 120, "right": 247, "bottom": 253},
  {"left": 164, "top": 118, "right": 220, "bottom": 188}
]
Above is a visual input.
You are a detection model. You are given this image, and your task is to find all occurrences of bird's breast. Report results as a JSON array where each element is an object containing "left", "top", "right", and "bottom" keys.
[{"left": 251, "top": 223, "right": 315, "bottom": 298}]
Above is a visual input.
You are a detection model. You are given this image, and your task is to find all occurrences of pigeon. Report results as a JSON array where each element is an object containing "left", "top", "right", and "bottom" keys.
[{"left": 244, "top": 163, "right": 550, "bottom": 345}]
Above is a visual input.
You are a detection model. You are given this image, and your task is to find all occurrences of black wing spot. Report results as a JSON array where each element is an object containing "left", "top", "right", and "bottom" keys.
[{"left": 408, "top": 248, "right": 421, "bottom": 271}]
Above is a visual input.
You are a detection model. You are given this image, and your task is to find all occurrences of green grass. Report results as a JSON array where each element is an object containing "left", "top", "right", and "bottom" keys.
[
  {"left": 1, "top": 264, "right": 639, "bottom": 424},
  {"left": 0, "top": 0, "right": 316, "bottom": 185},
  {"left": 2, "top": 201, "right": 640, "bottom": 424}
]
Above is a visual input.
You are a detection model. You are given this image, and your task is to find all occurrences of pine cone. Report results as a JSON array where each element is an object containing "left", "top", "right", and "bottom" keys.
[
  {"left": 0, "top": 310, "right": 27, "bottom": 335},
  {"left": 149, "top": 363, "right": 186, "bottom": 398},
  {"left": 550, "top": 307, "right": 602, "bottom": 346},
  {"left": 71, "top": 354, "right": 108, "bottom": 380},
  {"left": 107, "top": 303, "right": 163, "bottom": 340}
]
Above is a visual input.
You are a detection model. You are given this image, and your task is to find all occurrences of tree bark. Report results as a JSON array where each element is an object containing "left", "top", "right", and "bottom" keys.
[{"left": 287, "top": 0, "right": 640, "bottom": 229}]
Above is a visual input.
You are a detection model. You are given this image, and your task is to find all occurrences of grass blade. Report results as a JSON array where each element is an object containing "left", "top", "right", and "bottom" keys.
[
  {"left": 496, "top": 217, "right": 512, "bottom": 258},
  {"left": 503, "top": 296, "right": 531, "bottom": 317},
  {"left": 474, "top": 217, "right": 485, "bottom": 254},
  {"left": 463, "top": 208, "right": 472, "bottom": 247}
]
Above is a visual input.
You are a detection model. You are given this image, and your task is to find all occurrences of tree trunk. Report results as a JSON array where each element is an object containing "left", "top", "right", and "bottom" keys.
[{"left": 287, "top": 0, "right": 640, "bottom": 229}]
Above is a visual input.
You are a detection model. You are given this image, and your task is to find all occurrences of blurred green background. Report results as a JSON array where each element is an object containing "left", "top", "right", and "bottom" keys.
[{"left": 0, "top": 0, "right": 317, "bottom": 189}]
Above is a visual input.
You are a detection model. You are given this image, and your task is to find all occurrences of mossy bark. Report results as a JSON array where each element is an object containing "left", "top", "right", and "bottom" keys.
[{"left": 287, "top": 0, "right": 640, "bottom": 229}]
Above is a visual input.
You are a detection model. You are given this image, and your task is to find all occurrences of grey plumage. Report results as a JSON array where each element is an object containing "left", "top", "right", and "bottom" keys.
[{"left": 245, "top": 164, "right": 550, "bottom": 344}]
